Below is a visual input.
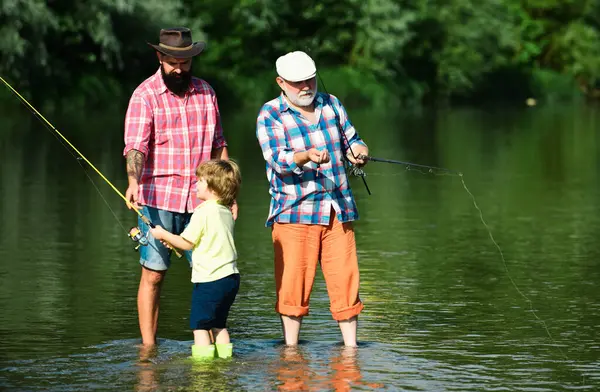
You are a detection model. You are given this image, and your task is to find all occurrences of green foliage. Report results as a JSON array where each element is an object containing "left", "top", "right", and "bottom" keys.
[
  {"left": 530, "top": 68, "right": 582, "bottom": 103},
  {"left": 1, "top": 0, "right": 599, "bottom": 107},
  {"left": 550, "top": 21, "right": 600, "bottom": 86},
  {"left": 317, "top": 66, "right": 402, "bottom": 108},
  {"left": 350, "top": 0, "right": 416, "bottom": 77},
  {"left": 0, "top": 0, "right": 57, "bottom": 80},
  {"left": 407, "top": 0, "right": 524, "bottom": 97},
  {"left": 1, "top": 0, "right": 185, "bottom": 104}
]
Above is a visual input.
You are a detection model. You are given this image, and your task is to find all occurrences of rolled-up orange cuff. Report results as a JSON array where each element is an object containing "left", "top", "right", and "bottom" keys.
[
  {"left": 276, "top": 303, "right": 310, "bottom": 318},
  {"left": 331, "top": 301, "right": 364, "bottom": 321}
]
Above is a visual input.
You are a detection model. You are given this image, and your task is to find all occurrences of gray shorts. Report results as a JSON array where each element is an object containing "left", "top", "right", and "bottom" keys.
[{"left": 137, "top": 205, "right": 193, "bottom": 271}]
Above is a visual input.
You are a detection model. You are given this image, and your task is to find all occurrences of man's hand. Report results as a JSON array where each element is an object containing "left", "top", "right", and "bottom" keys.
[
  {"left": 231, "top": 200, "right": 239, "bottom": 220},
  {"left": 346, "top": 144, "right": 369, "bottom": 166},
  {"left": 293, "top": 148, "right": 330, "bottom": 167},
  {"left": 125, "top": 182, "right": 140, "bottom": 210},
  {"left": 307, "top": 148, "right": 330, "bottom": 165}
]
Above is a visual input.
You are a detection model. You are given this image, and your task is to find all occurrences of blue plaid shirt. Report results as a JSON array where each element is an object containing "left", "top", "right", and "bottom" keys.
[{"left": 256, "top": 92, "right": 366, "bottom": 227}]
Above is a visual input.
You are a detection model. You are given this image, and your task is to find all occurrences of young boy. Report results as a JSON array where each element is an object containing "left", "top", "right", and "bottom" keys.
[{"left": 150, "top": 159, "right": 242, "bottom": 360}]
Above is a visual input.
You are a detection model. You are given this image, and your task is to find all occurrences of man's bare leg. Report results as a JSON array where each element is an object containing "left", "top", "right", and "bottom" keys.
[
  {"left": 280, "top": 315, "right": 303, "bottom": 346},
  {"left": 338, "top": 316, "right": 358, "bottom": 347},
  {"left": 137, "top": 267, "right": 166, "bottom": 346}
]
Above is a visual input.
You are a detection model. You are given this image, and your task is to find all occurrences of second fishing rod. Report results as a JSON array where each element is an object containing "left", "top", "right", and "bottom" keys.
[{"left": 0, "top": 76, "right": 182, "bottom": 257}]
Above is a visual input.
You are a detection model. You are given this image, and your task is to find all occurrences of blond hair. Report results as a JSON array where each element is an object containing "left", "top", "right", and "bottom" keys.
[{"left": 195, "top": 159, "right": 241, "bottom": 207}]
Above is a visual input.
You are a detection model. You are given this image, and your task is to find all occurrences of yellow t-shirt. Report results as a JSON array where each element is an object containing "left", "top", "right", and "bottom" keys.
[{"left": 180, "top": 199, "right": 239, "bottom": 283}]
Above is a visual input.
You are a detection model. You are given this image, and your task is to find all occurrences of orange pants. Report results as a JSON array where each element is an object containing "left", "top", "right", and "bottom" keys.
[{"left": 272, "top": 213, "right": 364, "bottom": 321}]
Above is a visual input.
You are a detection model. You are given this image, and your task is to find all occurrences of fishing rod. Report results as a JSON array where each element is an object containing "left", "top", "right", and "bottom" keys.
[
  {"left": 0, "top": 76, "right": 182, "bottom": 258},
  {"left": 314, "top": 69, "right": 460, "bottom": 192},
  {"left": 314, "top": 70, "right": 372, "bottom": 195},
  {"left": 361, "top": 155, "right": 461, "bottom": 175}
]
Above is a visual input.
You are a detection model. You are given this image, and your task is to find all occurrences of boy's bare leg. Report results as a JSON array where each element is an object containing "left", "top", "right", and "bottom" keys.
[
  {"left": 338, "top": 316, "right": 358, "bottom": 347},
  {"left": 211, "top": 328, "right": 230, "bottom": 344},
  {"left": 280, "top": 315, "right": 303, "bottom": 346},
  {"left": 193, "top": 330, "right": 212, "bottom": 346},
  {"left": 137, "top": 267, "right": 166, "bottom": 346}
]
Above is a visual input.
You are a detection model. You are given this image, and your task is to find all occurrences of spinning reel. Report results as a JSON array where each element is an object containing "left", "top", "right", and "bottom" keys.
[
  {"left": 348, "top": 164, "right": 366, "bottom": 177},
  {"left": 128, "top": 226, "right": 149, "bottom": 251},
  {"left": 127, "top": 223, "right": 183, "bottom": 258},
  {"left": 346, "top": 154, "right": 368, "bottom": 178}
]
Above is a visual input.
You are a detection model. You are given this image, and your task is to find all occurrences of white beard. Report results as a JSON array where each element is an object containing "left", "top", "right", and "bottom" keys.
[{"left": 283, "top": 85, "right": 318, "bottom": 107}]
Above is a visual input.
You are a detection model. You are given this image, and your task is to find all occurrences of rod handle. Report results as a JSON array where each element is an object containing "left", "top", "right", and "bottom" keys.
[{"left": 143, "top": 217, "right": 183, "bottom": 258}]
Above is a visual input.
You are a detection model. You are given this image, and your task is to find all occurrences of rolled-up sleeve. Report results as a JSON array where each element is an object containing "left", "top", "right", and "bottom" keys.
[
  {"left": 123, "top": 92, "right": 152, "bottom": 157},
  {"left": 211, "top": 90, "right": 227, "bottom": 150},
  {"left": 256, "top": 108, "right": 303, "bottom": 176}
]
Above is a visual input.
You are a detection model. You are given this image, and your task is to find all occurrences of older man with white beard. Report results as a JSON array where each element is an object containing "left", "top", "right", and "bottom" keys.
[{"left": 255, "top": 51, "right": 370, "bottom": 347}]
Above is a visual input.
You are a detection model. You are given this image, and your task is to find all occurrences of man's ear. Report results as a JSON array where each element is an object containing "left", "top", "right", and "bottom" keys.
[{"left": 276, "top": 76, "right": 285, "bottom": 89}]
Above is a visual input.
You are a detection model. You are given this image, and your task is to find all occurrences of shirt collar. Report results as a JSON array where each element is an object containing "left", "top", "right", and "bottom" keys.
[{"left": 277, "top": 92, "right": 289, "bottom": 112}]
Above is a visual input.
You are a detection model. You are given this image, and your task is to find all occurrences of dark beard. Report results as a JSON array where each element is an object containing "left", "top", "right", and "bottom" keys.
[{"left": 161, "top": 66, "right": 192, "bottom": 95}]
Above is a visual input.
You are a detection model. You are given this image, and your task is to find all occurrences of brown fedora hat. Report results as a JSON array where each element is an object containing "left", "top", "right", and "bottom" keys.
[{"left": 147, "top": 27, "right": 205, "bottom": 59}]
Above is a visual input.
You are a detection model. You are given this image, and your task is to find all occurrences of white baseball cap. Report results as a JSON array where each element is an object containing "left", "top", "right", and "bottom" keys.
[{"left": 276, "top": 51, "right": 317, "bottom": 82}]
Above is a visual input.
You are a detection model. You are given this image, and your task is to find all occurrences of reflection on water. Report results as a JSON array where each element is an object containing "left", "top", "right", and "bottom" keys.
[
  {"left": 1, "top": 103, "right": 600, "bottom": 390},
  {"left": 6, "top": 336, "right": 597, "bottom": 391},
  {"left": 273, "top": 345, "right": 383, "bottom": 391},
  {"left": 2, "top": 339, "right": 391, "bottom": 391},
  {"left": 136, "top": 345, "right": 159, "bottom": 392}
]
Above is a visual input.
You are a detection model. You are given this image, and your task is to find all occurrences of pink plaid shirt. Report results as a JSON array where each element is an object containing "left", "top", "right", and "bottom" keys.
[{"left": 123, "top": 67, "right": 227, "bottom": 213}]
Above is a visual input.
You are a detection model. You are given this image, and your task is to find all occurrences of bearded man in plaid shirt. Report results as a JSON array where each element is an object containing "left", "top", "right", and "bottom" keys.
[
  {"left": 256, "top": 51, "right": 369, "bottom": 347},
  {"left": 123, "top": 27, "right": 235, "bottom": 346}
]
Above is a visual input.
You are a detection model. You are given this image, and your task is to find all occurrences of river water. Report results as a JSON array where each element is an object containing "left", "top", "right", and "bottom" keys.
[{"left": 1, "top": 101, "right": 599, "bottom": 391}]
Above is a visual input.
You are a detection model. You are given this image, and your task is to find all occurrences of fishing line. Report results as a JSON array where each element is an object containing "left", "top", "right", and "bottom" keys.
[
  {"left": 9, "top": 95, "right": 130, "bottom": 235},
  {"left": 0, "top": 76, "right": 180, "bottom": 256},
  {"left": 306, "top": 50, "right": 578, "bottom": 378},
  {"left": 366, "top": 159, "right": 586, "bottom": 381},
  {"left": 78, "top": 159, "right": 130, "bottom": 234},
  {"left": 458, "top": 173, "right": 566, "bottom": 358}
]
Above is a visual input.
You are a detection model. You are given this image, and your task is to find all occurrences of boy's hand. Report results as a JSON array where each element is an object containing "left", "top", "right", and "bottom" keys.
[
  {"left": 148, "top": 225, "right": 179, "bottom": 252},
  {"left": 149, "top": 225, "right": 167, "bottom": 241},
  {"left": 159, "top": 239, "right": 172, "bottom": 248}
]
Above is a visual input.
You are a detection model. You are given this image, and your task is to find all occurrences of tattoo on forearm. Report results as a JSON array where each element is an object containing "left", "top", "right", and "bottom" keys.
[{"left": 126, "top": 150, "right": 144, "bottom": 181}]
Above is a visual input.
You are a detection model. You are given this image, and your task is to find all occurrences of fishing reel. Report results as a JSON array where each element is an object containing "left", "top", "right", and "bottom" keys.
[
  {"left": 128, "top": 226, "right": 149, "bottom": 251},
  {"left": 348, "top": 164, "right": 366, "bottom": 177},
  {"left": 346, "top": 154, "right": 368, "bottom": 178},
  {"left": 344, "top": 153, "right": 372, "bottom": 195}
]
